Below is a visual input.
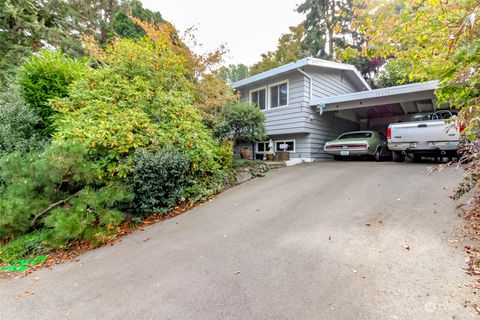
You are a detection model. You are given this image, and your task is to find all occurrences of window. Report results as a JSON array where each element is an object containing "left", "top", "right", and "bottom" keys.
[
  {"left": 269, "top": 82, "right": 288, "bottom": 108},
  {"left": 250, "top": 88, "right": 266, "bottom": 110},
  {"left": 256, "top": 141, "right": 270, "bottom": 154},
  {"left": 275, "top": 140, "right": 295, "bottom": 152},
  {"left": 338, "top": 132, "right": 372, "bottom": 139}
]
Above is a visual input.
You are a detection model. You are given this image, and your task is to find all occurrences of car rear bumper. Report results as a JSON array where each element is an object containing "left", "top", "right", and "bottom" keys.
[
  {"left": 324, "top": 149, "right": 373, "bottom": 156},
  {"left": 388, "top": 141, "right": 459, "bottom": 152}
]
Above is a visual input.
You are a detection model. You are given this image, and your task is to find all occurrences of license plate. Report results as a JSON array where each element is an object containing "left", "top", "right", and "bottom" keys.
[{"left": 340, "top": 150, "right": 349, "bottom": 156}]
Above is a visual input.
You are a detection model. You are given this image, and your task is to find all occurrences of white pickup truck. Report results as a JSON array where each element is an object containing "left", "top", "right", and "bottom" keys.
[{"left": 387, "top": 110, "right": 461, "bottom": 162}]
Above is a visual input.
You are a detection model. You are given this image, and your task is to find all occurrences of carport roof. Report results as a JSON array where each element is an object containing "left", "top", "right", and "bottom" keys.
[{"left": 309, "top": 81, "right": 439, "bottom": 110}]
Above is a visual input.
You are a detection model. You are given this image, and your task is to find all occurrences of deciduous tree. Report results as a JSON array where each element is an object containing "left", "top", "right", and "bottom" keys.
[{"left": 250, "top": 24, "right": 307, "bottom": 75}]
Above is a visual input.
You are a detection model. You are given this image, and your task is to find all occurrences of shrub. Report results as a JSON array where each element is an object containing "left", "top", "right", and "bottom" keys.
[
  {"left": 0, "top": 84, "right": 45, "bottom": 155},
  {"left": 131, "top": 147, "right": 189, "bottom": 214},
  {"left": 0, "top": 142, "right": 132, "bottom": 245},
  {"left": 18, "top": 50, "right": 87, "bottom": 136},
  {"left": 44, "top": 184, "right": 132, "bottom": 246},
  {"left": 215, "top": 102, "right": 267, "bottom": 143},
  {"left": 54, "top": 36, "right": 229, "bottom": 199},
  {"left": 0, "top": 142, "right": 97, "bottom": 240}
]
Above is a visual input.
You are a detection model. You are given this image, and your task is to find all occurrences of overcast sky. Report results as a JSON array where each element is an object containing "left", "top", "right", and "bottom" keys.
[{"left": 141, "top": 0, "right": 305, "bottom": 66}]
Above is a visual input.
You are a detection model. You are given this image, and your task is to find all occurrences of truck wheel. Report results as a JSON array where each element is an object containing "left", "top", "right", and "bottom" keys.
[{"left": 392, "top": 151, "right": 404, "bottom": 163}]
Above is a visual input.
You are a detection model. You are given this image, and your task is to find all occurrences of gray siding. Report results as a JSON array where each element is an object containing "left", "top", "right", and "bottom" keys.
[
  {"left": 269, "top": 133, "right": 310, "bottom": 159},
  {"left": 309, "top": 113, "right": 360, "bottom": 159},
  {"left": 305, "top": 66, "right": 359, "bottom": 99},
  {"left": 233, "top": 134, "right": 310, "bottom": 160},
  {"left": 236, "top": 67, "right": 363, "bottom": 160},
  {"left": 239, "top": 72, "right": 308, "bottom": 135}
]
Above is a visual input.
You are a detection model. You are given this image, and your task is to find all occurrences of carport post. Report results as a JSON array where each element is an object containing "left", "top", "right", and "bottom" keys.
[{"left": 314, "top": 103, "right": 325, "bottom": 115}]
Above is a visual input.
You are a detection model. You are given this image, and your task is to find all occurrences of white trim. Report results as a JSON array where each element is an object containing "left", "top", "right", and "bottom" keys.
[
  {"left": 297, "top": 68, "right": 312, "bottom": 100},
  {"left": 255, "top": 141, "right": 270, "bottom": 154},
  {"left": 309, "top": 81, "right": 439, "bottom": 107},
  {"left": 274, "top": 139, "right": 296, "bottom": 153},
  {"left": 233, "top": 57, "right": 371, "bottom": 92},
  {"left": 268, "top": 80, "right": 289, "bottom": 109},
  {"left": 249, "top": 86, "right": 267, "bottom": 110}
]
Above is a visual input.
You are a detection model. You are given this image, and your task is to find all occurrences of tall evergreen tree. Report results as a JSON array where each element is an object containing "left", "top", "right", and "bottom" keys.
[
  {"left": 112, "top": 0, "right": 164, "bottom": 39},
  {"left": 0, "top": 0, "right": 165, "bottom": 85},
  {"left": 0, "top": 0, "right": 43, "bottom": 84},
  {"left": 297, "top": 0, "right": 363, "bottom": 59}
]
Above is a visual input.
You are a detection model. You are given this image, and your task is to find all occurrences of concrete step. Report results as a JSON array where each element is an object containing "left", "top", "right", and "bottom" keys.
[{"left": 265, "top": 161, "right": 286, "bottom": 169}]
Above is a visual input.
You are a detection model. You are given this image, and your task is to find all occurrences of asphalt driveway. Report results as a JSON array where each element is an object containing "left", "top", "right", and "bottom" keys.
[{"left": 0, "top": 161, "right": 477, "bottom": 319}]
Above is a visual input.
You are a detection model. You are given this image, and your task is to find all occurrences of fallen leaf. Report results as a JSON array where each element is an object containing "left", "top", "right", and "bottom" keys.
[
  {"left": 365, "top": 223, "right": 371, "bottom": 227},
  {"left": 15, "top": 291, "right": 34, "bottom": 300},
  {"left": 403, "top": 245, "right": 411, "bottom": 251},
  {"left": 235, "top": 271, "right": 240, "bottom": 275}
]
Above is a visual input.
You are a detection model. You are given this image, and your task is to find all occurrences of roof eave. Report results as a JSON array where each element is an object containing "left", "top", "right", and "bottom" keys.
[
  {"left": 232, "top": 57, "right": 369, "bottom": 90},
  {"left": 232, "top": 58, "right": 309, "bottom": 89},
  {"left": 309, "top": 80, "right": 439, "bottom": 107}
]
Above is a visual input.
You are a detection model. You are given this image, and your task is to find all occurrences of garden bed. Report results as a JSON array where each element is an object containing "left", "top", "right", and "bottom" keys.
[{"left": 0, "top": 163, "right": 270, "bottom": 279}]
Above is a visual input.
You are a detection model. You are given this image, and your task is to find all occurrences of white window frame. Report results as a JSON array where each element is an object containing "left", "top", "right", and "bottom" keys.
[
  {"left": 249, "top": 86, "right": 267, "bottom": 110},
  {"left": 268, "top": 80, "right": 289, "bottom": 109},
  {"left": 255, "top": 141, "right": 270, "bottom": 154},
  {"left": 274, "top": 139, "right": 296, "bottom": 153}
]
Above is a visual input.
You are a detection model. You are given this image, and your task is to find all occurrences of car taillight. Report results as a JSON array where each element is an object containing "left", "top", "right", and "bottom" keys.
[
  {"left": 459, "top": 123, "right": 466, "bottom": 133},
  {"left": 387, "top": 127, "right": 391, "bottom": 139},
  {"left": 346, "top": 144, "right": 368, "bottom": 149}
]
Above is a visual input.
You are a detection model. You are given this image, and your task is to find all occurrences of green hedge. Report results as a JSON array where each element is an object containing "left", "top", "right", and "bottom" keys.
[{"left": 131, "top": 147, "right": 189, "bottom": 214}]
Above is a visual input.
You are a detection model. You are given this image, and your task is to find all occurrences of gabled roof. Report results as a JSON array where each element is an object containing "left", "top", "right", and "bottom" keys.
[
  {"left": 309, "top": 81, "right": 439, "bottom": 108},
  {"left": 232, "top": 57, "right": 371, "bottom": 91}
]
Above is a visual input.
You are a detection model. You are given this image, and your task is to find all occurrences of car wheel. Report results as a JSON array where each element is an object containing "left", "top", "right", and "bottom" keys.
[
  {"left": 374, "top": 148, "right": 382, "bottom": 162},
  {"left": 392, "top": 151, "right": 404, "bottom": 163}
]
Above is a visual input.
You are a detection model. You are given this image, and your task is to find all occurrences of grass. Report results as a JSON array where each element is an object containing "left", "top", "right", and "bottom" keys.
[{"left": 0, "top": 230, "right": 50, "bottom": 264}]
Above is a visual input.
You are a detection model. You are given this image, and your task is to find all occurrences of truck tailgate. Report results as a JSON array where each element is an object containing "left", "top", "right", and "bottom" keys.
[{"left": 390, "top": 120, "right": 458, "bottom": 143}]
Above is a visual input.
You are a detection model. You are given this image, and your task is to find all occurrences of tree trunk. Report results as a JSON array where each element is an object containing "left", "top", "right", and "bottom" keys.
[{"left": 327, "top": 0, "right": 335, "bottom": 57}]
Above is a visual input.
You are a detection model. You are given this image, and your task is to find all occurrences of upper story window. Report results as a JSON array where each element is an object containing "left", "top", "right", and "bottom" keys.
[
  {"left": 250, "top": 88, "right": 266, "bottom": 110},
  {"left": 270, "top": 81, "right": 288, "bottom": 108}
]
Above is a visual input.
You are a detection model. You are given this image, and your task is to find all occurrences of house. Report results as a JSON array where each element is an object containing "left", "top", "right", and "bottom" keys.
[{"left": 233, "top": 57, "right": 439, "bottom": 161}]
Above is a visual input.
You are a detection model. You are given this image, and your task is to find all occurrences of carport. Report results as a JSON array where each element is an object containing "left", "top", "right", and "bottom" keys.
[{"left": 310, "top": 81, "right": 441, "bottom": 133}]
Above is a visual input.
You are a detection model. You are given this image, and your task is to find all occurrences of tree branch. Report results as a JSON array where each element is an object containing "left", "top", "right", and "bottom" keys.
[{"left": 32, "top": 190, "right": 82, "bottom": 224}]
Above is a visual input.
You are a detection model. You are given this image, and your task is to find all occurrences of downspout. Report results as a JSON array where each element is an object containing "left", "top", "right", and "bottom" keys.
[
  {"left": 297, "top": 68, "right": 315, "bottom": 164},
  {"left": 297, "top": 68, "right": 312, "bottom": 101}
]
